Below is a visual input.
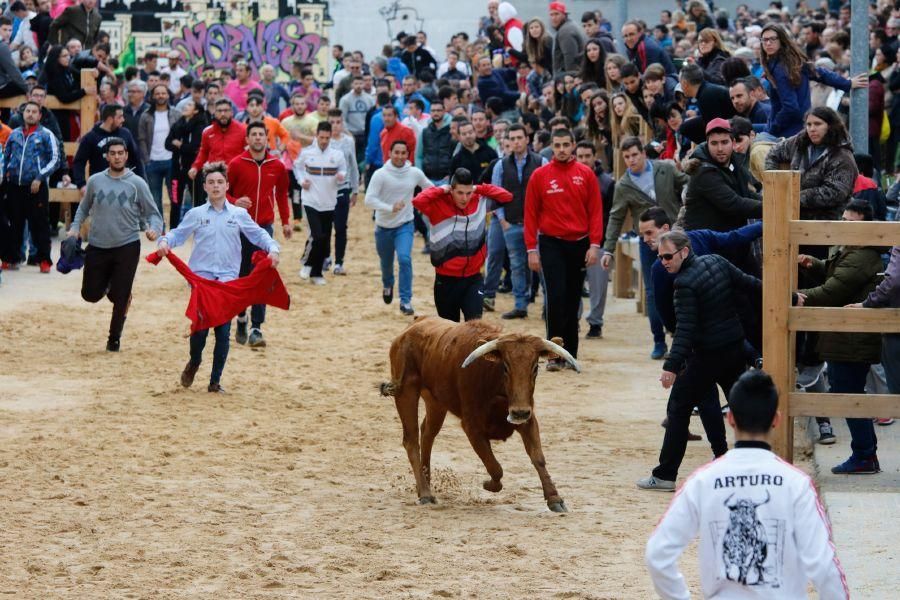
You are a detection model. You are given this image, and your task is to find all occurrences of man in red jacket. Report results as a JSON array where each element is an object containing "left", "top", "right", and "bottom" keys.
[
  {"left": 188, "top": 98, "right": 247, "bottom": 182},
  {"left": 380, "top": 104, "right": 417, "bottom": 165},
  {"left": 525, "top": 128, "right": 604, "bottom": 369},
  {"left": 412, "top": 168, "right": 511, "bottom": 322},
  {"left": 227, "top": 121, "right": 291, "bottom": 348}
]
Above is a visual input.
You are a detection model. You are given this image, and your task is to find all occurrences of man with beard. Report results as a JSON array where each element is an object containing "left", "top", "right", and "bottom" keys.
[
  {"left": 73, "top": 104, "right": 145, "bottom": 193},
  {"left": 228, "top": 122, "right": 291, "bottom": 348},
  {"left": 138, "top": 84, "right": 180, "bottom": 226},
  {"left": 189, "top": 99, "right": 247, "bottom": 182}
]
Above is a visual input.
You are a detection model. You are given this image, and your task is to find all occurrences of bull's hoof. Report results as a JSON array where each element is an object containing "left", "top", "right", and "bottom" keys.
[
  {"left": 417, "top": 496, "right": 437, "bottom": 505},
  {"left": 548, "top": 499, "right": 568, "bottom": 513},
  {"left": 483, "top": 479, "right": 503, "bottom": 493}
]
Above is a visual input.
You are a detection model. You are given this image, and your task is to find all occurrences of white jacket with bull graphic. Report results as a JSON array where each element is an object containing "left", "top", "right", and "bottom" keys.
[{"left": 645, "top": 444, "right": 848, "bottom": 600}]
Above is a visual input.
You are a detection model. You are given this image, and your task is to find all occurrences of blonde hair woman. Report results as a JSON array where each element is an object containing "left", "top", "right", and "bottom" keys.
[
  {"left": 696, "top": 28, "right": 731, "bottom": 85},
  {"left": 604, "top": 54, "right": 628, "bottom": 92}
]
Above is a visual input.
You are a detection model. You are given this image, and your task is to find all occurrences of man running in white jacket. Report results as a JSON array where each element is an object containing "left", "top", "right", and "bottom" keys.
[
  {"left": 646, "top": 370, "right": 848, "bottom": 600},
  {"left": 364, "top": 139, "right": 432, "bottom": 315}
]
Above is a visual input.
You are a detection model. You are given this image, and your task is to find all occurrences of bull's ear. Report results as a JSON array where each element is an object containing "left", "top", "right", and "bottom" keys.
[{"left": 475, "top": 339, "right": 502, "bottom": 362}]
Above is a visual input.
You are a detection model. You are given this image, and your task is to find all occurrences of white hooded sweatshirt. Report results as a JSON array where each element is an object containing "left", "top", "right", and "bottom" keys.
[{"left": 364, "top": 160, "right": 433, "bottom": 229}]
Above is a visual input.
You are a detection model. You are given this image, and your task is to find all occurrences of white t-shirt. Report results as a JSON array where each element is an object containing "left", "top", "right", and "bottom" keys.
[
  {"left": 150, "top": 111, "right": 172, "bottom": 162},
  {"left": 293, "top": 143, "right": 348, "bottom": 211}
]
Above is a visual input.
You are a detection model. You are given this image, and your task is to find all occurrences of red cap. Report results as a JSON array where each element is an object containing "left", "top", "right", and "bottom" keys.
[
  {"left": 705, "top": 117, "right": 731, "bottom": 135},
  {"left": 549, "top": 2, "right": 567, "bottom": 13}
]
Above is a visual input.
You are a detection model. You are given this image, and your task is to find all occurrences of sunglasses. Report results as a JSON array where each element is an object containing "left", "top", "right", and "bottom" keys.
[{"left": 658, "top": 251, "right": 681, "bottom": 261}]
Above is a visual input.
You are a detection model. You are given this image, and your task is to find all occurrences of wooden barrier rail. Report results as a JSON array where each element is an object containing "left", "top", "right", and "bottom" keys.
[
  {"left": 762, "top": 170, "right": 900, "bottom": 461},
  {"left": 0, "top": 70, "right": 97, "bottom": 220}
]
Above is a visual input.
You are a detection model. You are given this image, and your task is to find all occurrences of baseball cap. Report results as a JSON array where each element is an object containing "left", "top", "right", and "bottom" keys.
[
  {"left": 549, "top": 2, "right": 567, "bottom": 14},
  {"left": 705, "top": 118, "right": 731, "bottom": 136}
]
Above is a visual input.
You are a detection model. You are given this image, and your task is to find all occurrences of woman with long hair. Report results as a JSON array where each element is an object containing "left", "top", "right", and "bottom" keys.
[
  {"left": 523, "top": 18, "right": 553, "bottom": 74},
  {"left": 696, "top": 28, "right": 731, "bottom": 85},
  {"left": 760, "top": 23, "right": 864, "bottom": 138},
  {"left": 585, "top": 90, "right": 613, "bottom": 171},
  {"left": 578, "top": 39, "right": 607, "bottom": 88},
  {"left": 39, "top": 44, "right": 96, "bottom": 139},
  {"left": 686, "top": 0, "right": 714, "bottom": 33},
  {"left": 604, "top": 54, "right": 628, "bottom": 92},
  {"left": 610, "top": 91, "right": 641, "bottom": 140},
  {"left": 764, "top": 106, "right": 858, "bottom": 223}
]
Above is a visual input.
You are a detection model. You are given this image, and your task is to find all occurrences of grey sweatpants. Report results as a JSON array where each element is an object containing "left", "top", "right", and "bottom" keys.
[{"left": 584, "top": 262, "right": 609, "bottom": 327}]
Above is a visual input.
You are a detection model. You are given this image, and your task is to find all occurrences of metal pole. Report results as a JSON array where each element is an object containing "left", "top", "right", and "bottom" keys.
[
  {"left": 850, "top": 0, "right": 869, "bottom": 154},
  {"left": 615, "top": 0, "right": 628, "bottom": 54}
]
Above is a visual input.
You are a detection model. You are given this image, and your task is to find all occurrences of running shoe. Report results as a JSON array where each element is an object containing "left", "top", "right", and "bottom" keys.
[
  {"left": 333, "top": 264, "right": 346, "bottom": 275},
  {"left": 831, "top": 455, "right": 881, "bottom": 474},
  {"left": 817, "top": 422, "right": 836, "bottom": 445},
  {"left": 180, "top": 361, "right": 199, "bottom": 388},
  {"left": 383, "top": 287, "right": 393, "bottom": 304},
  {"left": 586, "top": 324, "right": 602, "bottom": 338},
  {"left": 874, "top": 418, "right": 894, "bottom": 426},
  {"left": 248, "top": 328, "right": 266, "bottom": 348},
  {"left": 235, "top": 318, "right": 248, "bottom": 345},
  {"left": 483, "top": 296, "right": 495, "bottom": 312},
  {"left": 39, "top": 260, "right": 52, "bottom": 273},
  {"left": 207, "top": 383, "right": 225, "bottom": 393},
  {"left": 636, "top": 476, "right": 675, "bottom": 491},
  {"left": 299, "top": 265, "right": 311, "bottom": 280},
  {"left": 311, "top": 277, "right": 327, "bottom": 286},
  {"left": 400, "top": 303, "right": 414, "bottom": 316},
  {"left": 651, "top": 342, "right": 667, "bottom": 360}
]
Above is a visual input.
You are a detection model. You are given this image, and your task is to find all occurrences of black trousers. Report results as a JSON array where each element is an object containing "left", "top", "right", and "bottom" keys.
[
  {"left": 333, "top": 188, "right": 350, "bottom": 265},
  {"left": 435, "top": 273, "right": 484, "bottom": 322},
  {"left": 303, "top": 205, "right": 334, "bottom": 277},
  {"left": 652, "top": 342, "right": 747, "bottom": 481},
  {"left": 539, "top": 235, "right": 589, "bottom": 358},
  {"left": 81, "top": 240, "right": 141, "bottom": 340},
  {"left": 3, "top": 183, "right": 51, "bottom": 264}
]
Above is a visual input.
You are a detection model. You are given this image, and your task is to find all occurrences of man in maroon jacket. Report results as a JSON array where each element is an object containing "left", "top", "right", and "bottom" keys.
[
  {"left": 525, "top": 128, "right": 604, "bottom": 369},
  {"left": 227, "top": 122, "right": 291, "bottom": 348},
  {"left": 188, "top": 99, "right": 247, "bottom": 181}
]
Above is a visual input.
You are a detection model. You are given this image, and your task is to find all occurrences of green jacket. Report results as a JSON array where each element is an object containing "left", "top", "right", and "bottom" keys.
[
  {"left": 799, "top": 245, "right": 883, "bottom": 363},
  {"left": 602, "top": 159, "right": 688, "bottom": 254}
]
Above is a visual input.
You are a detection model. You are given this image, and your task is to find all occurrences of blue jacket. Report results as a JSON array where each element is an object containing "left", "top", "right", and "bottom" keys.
[
  {"left": 387, "top": 57, "right": 409, "bottom": 82},
  {"left": 652, "top": 222, "right": 763, "bottom": 332},
  {"left": 476, "top": 68, "right": 521, "bottom": 112},
  {"left": 4, "top": 125, "right": 60, "bottom": 186},
  {"left": 766, "top": 60, "right": 851, "bottom": 137},
  {"left": 365, "top": 108, "right": 385, "bottom": 168},
  {"left": 395, "top": 91, "right": 431, "bottom": 115}
]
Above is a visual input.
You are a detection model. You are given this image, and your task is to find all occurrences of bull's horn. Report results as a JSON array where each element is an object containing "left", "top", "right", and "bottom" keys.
[
  {"left": 461, "top": 339, "right": 501, "bottom": 368},
  {"left": 541, "top": 339, "right": 581, "bottom": 373},
  {"left": 754, "top": 490, "right": 771, "bottom": 507}
]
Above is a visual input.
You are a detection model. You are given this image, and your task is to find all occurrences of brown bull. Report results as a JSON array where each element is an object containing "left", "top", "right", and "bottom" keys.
[{"left": 380, "top": 317, "right": 579, "bottom": 513}]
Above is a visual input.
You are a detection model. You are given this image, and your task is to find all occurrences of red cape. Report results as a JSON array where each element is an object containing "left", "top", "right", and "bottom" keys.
[{"left": 147, "top": 250, "right": 290, "bottom": 333}]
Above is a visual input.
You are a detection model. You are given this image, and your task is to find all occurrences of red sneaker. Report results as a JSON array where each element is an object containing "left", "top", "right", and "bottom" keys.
[
  {"left": 39, "top": 260, "right": 52, "bottom": 273},
  {"left": 1, "top": 261, "right": 19, "bottom": 270}
]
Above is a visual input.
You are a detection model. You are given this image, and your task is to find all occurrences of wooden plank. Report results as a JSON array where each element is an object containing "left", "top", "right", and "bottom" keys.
[
  {"left": 0, "top": 96, "right": 82, "bottom": 110},
  {"left": 789, "top": 307, "right": 900, "bottom": 332},
  {"left": 789, "top": 393, "right": 900, "bottom": 418},
  {"left": 79, "top": 69, "right": 97, "bottom": 133},
  {"left": 49, "top": 188, "right": 81, "bottom": 203},
  {"left": 613, "top": 241, "right": 634, "bottom": 299},
  {"left": 64, "top": 142, "right": 78, "bottom": 156},
  {"left": 762, "top": 170, "right": 800, "bottom": 460},
  {"left": 790, "top": 220, "right": 900, "bottom": 247}
]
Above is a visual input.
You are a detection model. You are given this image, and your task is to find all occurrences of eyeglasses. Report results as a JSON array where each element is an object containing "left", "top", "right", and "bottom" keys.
[
  {"left": 761, "top": 36, "right": 779, "bottom": 44},
  {"left": 658, "top": 251, "right": 680, "bottom": 261}
]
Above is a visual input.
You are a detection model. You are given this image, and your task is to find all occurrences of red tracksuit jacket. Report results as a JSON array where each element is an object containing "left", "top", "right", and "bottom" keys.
[
  {"left": 412, "top": 183, "right": 512, "bottom": 277},
  {"left": 524, "top": 158, "right": 604, "bottom": 251},
  {"left": 191, "top": 120, "right": 247, "bottom": 172},
  {"left": 226, "top": 150, "right": 291, "bottom": 226}
]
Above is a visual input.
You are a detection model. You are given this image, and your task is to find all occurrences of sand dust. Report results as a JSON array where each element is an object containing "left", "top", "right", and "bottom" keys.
[{"left": 0, "top": 204, "right": 756, "bottom": 598}]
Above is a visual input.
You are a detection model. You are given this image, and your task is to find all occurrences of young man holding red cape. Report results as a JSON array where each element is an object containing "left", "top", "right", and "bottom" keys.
[{"left": 157, "top": 161, "right": 280, "bottom": 393}]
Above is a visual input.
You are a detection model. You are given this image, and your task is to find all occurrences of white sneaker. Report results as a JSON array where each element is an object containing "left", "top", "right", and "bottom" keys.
[
  {"left": 299, "top": 265, "right": 311, "bottom": 280},
  {"left": 323, "top": 257, "right": 332, "bottom": 271},
  {"left": 333, "top": 263, "right": 346, "bottom": 275},
  {"left": 311, "top": 276, "right": 327, "bottom": 286}
]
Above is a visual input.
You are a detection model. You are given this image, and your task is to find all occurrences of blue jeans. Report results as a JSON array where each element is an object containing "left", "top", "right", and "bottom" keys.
[
  {"left": 146, "top": 159, "right": 173, "bottom": 226},
  {"left": 375, "top": 220, "right": 414, "bottom": 305},
  {"left": 483, "top": 217, "right": 507, "bottom": 298},
  {"left": 828, "top": 361, "right": 877, "bottom": 459},
  {"left": 502, "top": 223, "right": 529, "bottom": 311},
  {"left": 190, "top": 321, "right": 232, "bottom": 385},
  {"left": 639, "top": 239, "right": 665, "bottom": 344}
]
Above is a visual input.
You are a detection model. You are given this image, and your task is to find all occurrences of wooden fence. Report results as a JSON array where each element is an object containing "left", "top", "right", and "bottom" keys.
[
  {"left": 762, "top": 170, "right": 900, "bottom": 460},
  {"left": 0, "top": 69, "right": 97, "bottom": 223}
]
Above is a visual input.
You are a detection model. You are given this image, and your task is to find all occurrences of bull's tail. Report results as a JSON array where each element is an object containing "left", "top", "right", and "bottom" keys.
[{"left": 379, "top": 381, "right": 399, "bottom": 397}]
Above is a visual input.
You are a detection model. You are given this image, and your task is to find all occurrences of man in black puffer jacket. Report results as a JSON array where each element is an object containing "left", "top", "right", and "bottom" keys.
[{"left": 638, "top": 230, "right": 761, "bottom": 491}]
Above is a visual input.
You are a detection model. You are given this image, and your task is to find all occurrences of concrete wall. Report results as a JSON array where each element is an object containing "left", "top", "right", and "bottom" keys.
[{"left": 327, "top": 0, "right": 773, "bottom": 65}]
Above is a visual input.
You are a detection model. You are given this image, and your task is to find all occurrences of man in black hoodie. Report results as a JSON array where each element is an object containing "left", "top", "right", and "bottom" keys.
[
  {"left": 72, "top": 104, "right": 145, "bottom": 192},
  {"left": 449, "top": 120, "right": 496, "bottom": 182}
]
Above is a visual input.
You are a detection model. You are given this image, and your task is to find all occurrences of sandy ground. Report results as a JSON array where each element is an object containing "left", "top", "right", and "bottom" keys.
[{"left": 0, "top": 204, "right": 763, "bottom": 599}]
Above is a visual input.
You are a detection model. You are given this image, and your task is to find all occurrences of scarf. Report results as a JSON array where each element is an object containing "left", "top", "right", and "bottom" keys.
[{"left": 146, "top": 250, "right": 290, "bottom": 333}]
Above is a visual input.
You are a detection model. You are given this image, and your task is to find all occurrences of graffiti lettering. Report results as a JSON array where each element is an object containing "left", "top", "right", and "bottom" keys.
[{"left": 171, "top": 16, "right": 322, "bottom": 76}]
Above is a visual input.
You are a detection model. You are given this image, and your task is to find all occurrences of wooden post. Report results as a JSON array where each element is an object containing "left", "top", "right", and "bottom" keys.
[
  {"left": 762, "top": 170, "right": 800, "bottom": 460},
  {"left": 68, "top": 69, "right": 98, "bottom": 225}
]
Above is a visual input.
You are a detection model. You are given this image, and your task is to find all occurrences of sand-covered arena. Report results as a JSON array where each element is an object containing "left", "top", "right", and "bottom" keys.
[{"left": 0, "top": 204, "right": 789, "bottom": 598}]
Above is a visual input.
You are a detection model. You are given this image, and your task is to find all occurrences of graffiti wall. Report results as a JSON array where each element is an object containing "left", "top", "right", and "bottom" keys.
[{"left": 99, "top": 0, "right": 332, "bottom": 80}]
